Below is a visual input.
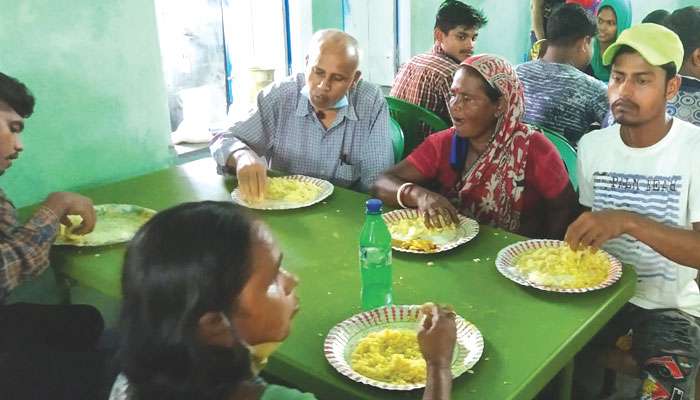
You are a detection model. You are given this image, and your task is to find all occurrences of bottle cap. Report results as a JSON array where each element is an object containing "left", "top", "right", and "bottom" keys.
[{"left": 366, "top": 198, "right": 383, "bottom": 214}]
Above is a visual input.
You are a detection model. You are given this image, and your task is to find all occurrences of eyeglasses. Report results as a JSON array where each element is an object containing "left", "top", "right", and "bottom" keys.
[{"left": 447, "top": 92, "right": 482, "bottom": 108}]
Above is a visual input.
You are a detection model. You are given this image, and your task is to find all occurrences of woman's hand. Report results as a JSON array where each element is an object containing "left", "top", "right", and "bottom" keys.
[
  {"left": 418, "top": 303, "right": 457, "bottom": 369},
  {"left": 408, "top": 186, "right": 460, "bottom": 229}
]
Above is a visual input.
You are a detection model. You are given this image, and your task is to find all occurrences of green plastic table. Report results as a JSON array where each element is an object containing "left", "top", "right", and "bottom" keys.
[{"left": 46, "top": 158, "right": 636, "bottom": 400}]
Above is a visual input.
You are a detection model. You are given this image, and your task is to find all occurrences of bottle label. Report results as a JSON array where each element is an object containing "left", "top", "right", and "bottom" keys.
[{"left": 360, "top": 247, "right": 391, "bottom": 267}]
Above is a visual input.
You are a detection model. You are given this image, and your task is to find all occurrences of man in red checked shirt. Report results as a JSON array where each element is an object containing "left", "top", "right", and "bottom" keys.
[
  {"left": 390, "top": 1, "right": 487, "bottom": 139},
  {"left": 0, "top": 72, "right": 109, "bottom": 399}
]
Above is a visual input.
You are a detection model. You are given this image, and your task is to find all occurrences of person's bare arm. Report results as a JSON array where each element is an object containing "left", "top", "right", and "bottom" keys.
[
  {"left": 424, "top": 366, "right": 452, "bottom": 400},
  {"left": 565, "top": 211, "right": 700, "bottom": 269},
  {"left": 542, "top": 184, "right": 578, "bottom": 239},
  {"left": 371, "top": 159, "right": 430, "bottom": 206},
  {"left": 371, "top": 161, "right": 458, "bottom": 228},
  {"left": 419, "top": 305, "right": 456, "bottom": 400}
]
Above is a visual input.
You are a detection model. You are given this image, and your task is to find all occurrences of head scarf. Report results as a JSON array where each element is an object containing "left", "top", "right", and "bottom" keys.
[
  {"left": 452, "top": 54, "right": 534, "bottom": 232},
  {"left": 566, "top": 0, "right": 602, "bottom": 15},
  {"left": 590, "top": 0, "right": 632, "bottom": 82}
]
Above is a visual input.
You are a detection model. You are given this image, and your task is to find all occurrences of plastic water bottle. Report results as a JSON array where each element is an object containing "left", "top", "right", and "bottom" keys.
[{"left": 359, "top": 199, "right": 393, "bottom": 310}]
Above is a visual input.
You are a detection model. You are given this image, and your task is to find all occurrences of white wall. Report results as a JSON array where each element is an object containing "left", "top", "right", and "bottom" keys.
[
  {"left": 343, "top": 0, "right": 397, "bottom": 86},
  {"left": 289, "top": 0, "right": 314, "bottom": 75},
  {"left": 397, "top": 0, "right": 412, "bottom": 65},
  {"left": 224, "top": 0, "right": 288, "bottom": 117}
]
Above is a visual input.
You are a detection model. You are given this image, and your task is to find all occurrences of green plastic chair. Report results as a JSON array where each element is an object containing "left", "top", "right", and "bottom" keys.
[
  {"left": 386, "top": 96, "right": 450, "bottom": 157},
  {"left": 538, "top": 126, "right": 578, "bottom": 191},
  {"left": 389, "top": 116, "right": 405, "bottom": 163}
]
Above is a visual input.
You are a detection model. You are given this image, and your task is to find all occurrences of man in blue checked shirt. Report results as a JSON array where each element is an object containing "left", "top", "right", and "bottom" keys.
[{"left": 210, "top": 29, "right": 393, "bottom": 200}]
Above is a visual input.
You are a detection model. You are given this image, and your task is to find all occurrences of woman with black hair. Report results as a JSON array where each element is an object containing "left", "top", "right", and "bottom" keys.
[{"left": 109, "top": 201, "right": 457, "bottom": 400}]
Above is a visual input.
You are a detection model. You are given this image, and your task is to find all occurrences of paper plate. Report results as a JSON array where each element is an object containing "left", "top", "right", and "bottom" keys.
[
  {"left": 231, "top": 175, "right": 333, "bottom": 210},
  {"left": 324, "top": 304, "right": 484, "bottom": 391},
  {"left": 495, "top": 239, "right": 623, "bottom": 293},
  {"left": 383, "top": 209, "right": 479, "bottom": 254},
  {"left": 54, "top": 204, "right": 156, "bottom": 247}
]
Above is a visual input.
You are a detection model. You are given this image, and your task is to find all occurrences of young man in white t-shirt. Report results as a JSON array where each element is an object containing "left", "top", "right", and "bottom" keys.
[{"left": 566, "top": 24, "right": 700, "bottom": 399}]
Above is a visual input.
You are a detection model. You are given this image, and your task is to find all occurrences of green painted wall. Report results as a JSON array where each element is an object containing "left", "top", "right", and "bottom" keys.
[
  {"left": 631, "top": 0, "right": 699, "bottom": 23},
  {"left": 312, "top": 0, "right": 344, "bottom": 31},
  {"left": 0, "top": 0, "right": 173, "bottom": 208}
]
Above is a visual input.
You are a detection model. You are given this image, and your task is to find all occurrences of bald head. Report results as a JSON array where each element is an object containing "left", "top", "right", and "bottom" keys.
[
  {"left": 304, "top": 30, "right": 363, "bottom": 111},
  {"left": 307, "top": 29, "right": 360, "bottom": 71}
]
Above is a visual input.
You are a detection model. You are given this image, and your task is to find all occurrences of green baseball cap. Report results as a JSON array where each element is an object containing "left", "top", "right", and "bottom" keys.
[{"left": 602, "top": 23, "right": 684, "bottom": 70}]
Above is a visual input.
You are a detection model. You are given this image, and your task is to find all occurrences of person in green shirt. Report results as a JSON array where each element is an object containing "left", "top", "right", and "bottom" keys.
[
  {"left": 588, "top": 0, "right": 632, "bottom": 82},
  {"left": 109, "top": 201, "right": 457, "bottom": 400}
]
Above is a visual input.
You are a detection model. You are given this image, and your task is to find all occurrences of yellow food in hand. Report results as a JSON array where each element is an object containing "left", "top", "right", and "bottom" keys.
[
  {"left": 249, "top": 341, "right": 282, "bottom": 375},
  {"left": 388, "top": 217, "right": 457, "bottom": 249},
  {"left": 59, "top": 215, "right": 85, "bottom": 241},
  {"left": 261, "top": 177, "right": 320, "bottom": 203},
  {"left": 56, "top": 208, "right": 152, "bottom": 246},
  {"left": 514, "top": 246, "right": 610, "bottom": 288},
  {"left": 389, "top": 217, "right": 456, "bottom": 239},
  {"left": 350, "top": 329, "right": 426, "bottom": 385}
]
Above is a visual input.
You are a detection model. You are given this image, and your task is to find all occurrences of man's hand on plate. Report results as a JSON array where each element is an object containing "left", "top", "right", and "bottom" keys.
[
  {"left": 43, "top": 192, "right": 96, "bottom": 235},
  {"left": 230, "top": 149, "right": 267, "bottom": 202}
]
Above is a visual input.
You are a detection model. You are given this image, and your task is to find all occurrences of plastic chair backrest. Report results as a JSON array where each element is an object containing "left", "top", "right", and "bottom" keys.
[
  {"left": 389, "top": 116, "right": 404, "bottom": 163},
  {"left": 385, "top": 96, "right": 450, "bottom": 156},
  {"left": 538, "top": 126, "right": 578, "bottom": 191}
]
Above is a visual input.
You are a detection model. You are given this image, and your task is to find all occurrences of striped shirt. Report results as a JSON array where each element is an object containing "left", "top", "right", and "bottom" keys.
[
  {"left": 109, "top": 374, "right": 317, "bottom": 400},
  {"left": 0, "top": 189, "right": 59, "bottom": 303},
  {"left": 210, "top": 73, "right": 393, "bottom": 192},
  {"left": 516, "top": 60, "right": 608, "bottom": 146},
  {"left": 390, "top": 44, "right": 457, "bottom": 136},
  {"left": 668, "top": 74, "right": 700, "bottom": 127},
  {"left": 578, "top": 119, "right": 700, "bottom": 316}
]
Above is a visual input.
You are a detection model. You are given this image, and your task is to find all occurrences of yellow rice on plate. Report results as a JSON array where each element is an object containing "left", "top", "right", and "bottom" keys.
[
  {"left": 350, "top": 329, "right": 426, "bottom": 385},
  {"left": 261, "top": 177, "right": 321, "bottom": 203},
  {"left": 56, "top": 205, "right": 154, "bottom": 246},
  {"left": 387, "top": 216, "right": 458, "bottom": 249},
  {"left": 514, "top": 246, "right": 610, "bottom": 288}
]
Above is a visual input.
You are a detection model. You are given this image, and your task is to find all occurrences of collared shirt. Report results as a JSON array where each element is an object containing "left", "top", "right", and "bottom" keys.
[
  {"left": 390, "top": 43, "right": 458, "bottom": 135},
  {"left": 210, "top": 73, "right": 393, "bottom": 192},
  {"left": 668, "top": 75, "right": 700, "bottom": 127},
  {"left": 0, "top": 189, "right": 59, "bottom": 303},
  {"left": 516, "top": 60, "right": 609, "bottom": 146}
]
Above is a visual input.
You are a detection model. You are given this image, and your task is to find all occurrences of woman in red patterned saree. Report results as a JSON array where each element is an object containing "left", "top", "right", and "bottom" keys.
[{"left": 373, "top": 54, "right": 577, "bottom": 239}]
